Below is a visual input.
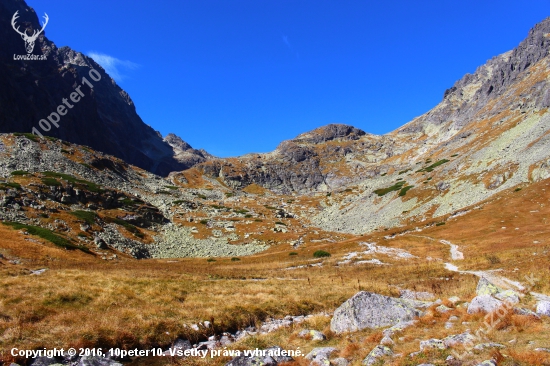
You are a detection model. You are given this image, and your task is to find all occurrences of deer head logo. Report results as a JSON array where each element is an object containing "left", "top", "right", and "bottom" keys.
[{"left": 11, "top": 10, "right": 49, "bottom": 54}]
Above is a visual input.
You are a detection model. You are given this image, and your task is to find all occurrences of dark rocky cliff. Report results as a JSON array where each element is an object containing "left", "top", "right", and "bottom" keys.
[{"left": 0, "top": 0, "right": 199, "bottom": 176}]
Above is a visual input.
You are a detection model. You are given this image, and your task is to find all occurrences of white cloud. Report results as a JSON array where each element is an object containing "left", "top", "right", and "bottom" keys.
[
  {"left": 87, "top": 52, "right": 139, "bottom": 82},
  {"left": 281, "top": 34, "right": 291, "bottom": 49}
]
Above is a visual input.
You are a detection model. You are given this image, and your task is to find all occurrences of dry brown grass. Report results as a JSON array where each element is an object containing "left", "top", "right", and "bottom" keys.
[{"left": 2, "top": 171, "right": 550, "bottom": 365}]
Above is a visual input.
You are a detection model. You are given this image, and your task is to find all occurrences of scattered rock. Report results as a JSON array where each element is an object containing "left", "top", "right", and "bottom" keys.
[
  {"left": 467, "top": 295, "right": 503, "bottom": 314},
  {"left": 298, "top": 329, "right": 326, "bottom": 341},
  {"left": 436, "top": 304, "right": 452, "bottom": 313},
  {"left": 305, "top": 347, "right": 338, "bottom": 366},
  {"left": 420, "top": 339, "right": 446, "bottom": 350},
  {"left": 536, "top": 300, "right": 550, "bottom": 316},
  {"left": 330, "top": 358, "right": 349, "bottom": 366},
  {"left": 362, "top": 345, "right": 393, "bottom": 365},
  {"left": 380, "top": 335, "right": 394, "bottom": 345},
  {"left": 330, "top": 291, "right": 423, "bottom": 333},
  {"left": 476, "top": 277, "right": 501, "bottom": 296},
  {"left": 443, "top": 332, "right": 475, "bottom": 347},
  {"left": 30, "top": 268, "right": 47, "bottom": 275},
  {"left": 476, "top": 360, "right": 497, "bottom": 366},
  {"left": 163, "top": 338, "right": 192, "bottom": 356},
  {"left": 448, "top": 296, "right": 461, "bottom": 304},
  {"left": 495, "top": 290, "right": 520, "bottom": 304},
  {"left": 473, "top": 343, "right": 505, "bottom": 350},
  {"left": 514, "top": 307, "right": 540, "bottom": 318},
  {"left": 382, "top": 320, "right": 417, "bottom": 338}
]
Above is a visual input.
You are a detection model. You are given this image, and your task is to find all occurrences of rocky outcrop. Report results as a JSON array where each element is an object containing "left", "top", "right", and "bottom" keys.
[
  {"left": 164, "top": 133, "right": 213, "bottom": 169},
  {"left": 330, "top": 291, "right": 424, "bottom": 333},
  {"left": 0, "top": 0, "right": 197, "bottom": 176},
  {"left": 292, "top": 124, "right": 366, "bottom": 144}
]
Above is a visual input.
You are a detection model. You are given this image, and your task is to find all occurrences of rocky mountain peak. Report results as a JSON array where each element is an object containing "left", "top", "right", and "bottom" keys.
[
  {"left": 0, "top": 0, "right": 205, "bottom": 177},
  {"left": 164, "top": 133, "right": 193, "bottom": 151},
  {"left": 292, "top": 124, "right": 367, "bottom": 144}
]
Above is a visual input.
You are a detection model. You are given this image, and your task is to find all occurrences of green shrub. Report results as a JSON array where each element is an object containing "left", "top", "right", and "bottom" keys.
[
  {"left": 254, "top": 219, "right": 263, "bottom": 222},
  {"left": 14, "top": 132, "right": 39, "bottom": 142},
  {"left": 398, "top": 169, "right": 410, "bottom": 175},
  {"left": 42, "top": 172, "right": 101, "bottom": 192},
  {"left": 436, "top": 222, "right": 446, "bottom": 226},
  {"left": 380, "top": 173, "right": 387, "bottom": 176},
  {"left": 231, "top": 257, "right": 241, "bottom": 261},
  {"left": 165, "top": 185, "right": 179, "bottom": 190},
  {"left": 200, "top": 219, "right": 208, "bottom": 225},
  {"left": 399, "top": 185, "right": 414, "bottom": 196},
  {"left": 10, "top": 170, "right": 29, "bottom": 176},
  {"left": 42, "top": 177, "right": 62, "bottom": 186},
  {"left": 0, "top": 182, "right": 22, "bottom": 190},
  {"left": 225, "top": 192, "right": 235, "bottom": 197},
  {"left": 374, "top": 181, "right": 406, "bottom": 196},
  {"left": 69, "top": 210, "right": 97, "bottom": 225},
  {"left": 244, "top": 214, "right": 253, "bottom": 218},
  {"left": 2, "top": 222, "right": 90, "bottom": 253},
  {"left": 197, "top": 194, "right": 207, "bottom": 199},
  {"left": 514, "top": 187, "right": 522, "bottom": 192},
  {"left": 289, "top": 252, "right": 298, "bottom": 256},
  {"left": 275, "top": 221, "right": 286, "bottom": 226},
  {"left": 207, "top": 258, "right": 216, "bottom": 262},
  {"left": 418, "top": 159, "right": 450, "bottom": 173},
  {"left": 234, "top": 209, "right": 249, "bottom": 214},
  {"left": 313, "top": 250, "right": 331, "bottom": 258}
]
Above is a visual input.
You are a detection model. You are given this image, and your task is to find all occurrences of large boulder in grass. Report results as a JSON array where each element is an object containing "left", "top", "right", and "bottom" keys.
[
  {"left": 476, "top": 277, "right": 502, "bottom": 296},
  {"left": 536, "top": 300, "right": 550, "bottom": 316},
  {"left": 330, "top": 291, "right": 423, "bottom": 333},
  {"left": 467, "top": 295, "right": 503, "bottom": 314}
]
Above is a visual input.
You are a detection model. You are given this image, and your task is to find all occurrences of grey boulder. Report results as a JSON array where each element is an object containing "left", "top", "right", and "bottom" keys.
[
  {"left": 330, "top": 291, "right": 422, "bottom": 333},
  {"left": 362, "top": 345, "right": 393, "bottom": 365},
  {"left": 298, "top": 329, "right": 326, "bottom": 341},
  {"left": 536, "top": 300, "right": 550, "bottom": 316},
  {"left": 467, "top": 295, "right": 503, "bottom": 314},
  {"left": 305, "top": 347, "right": 338, "bottom": 365}
]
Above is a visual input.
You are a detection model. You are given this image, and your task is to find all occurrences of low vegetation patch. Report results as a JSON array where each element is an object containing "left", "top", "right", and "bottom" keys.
[
  {"left": 417, "top": 159, "right": 450, "bottom": 173},
  {"left": 10, "top": 170, "right": 29, "bottom": 176},
  {"left": 374, "top": 181, "right": 406, "bottom": 196},
  {"left": 69, "top": 210, "right": 97, "bottom": 225},
  {"left": 42, "top": 172, "right": 102, "bottom": 192},
  {"left": 313, "top": 250, "right": 331, "bottom": 258},
  {"left": 399, "top": 185, "right": 414, "bottom": 196},
  {"left": 0, "top": 182, "right": 22, "bottom": 190},
  {"left": 14, "top": 132, "right": 39, "bottom": 142},
  {"left": 1, "top": 222, "right": 90, "bottom": 252}
]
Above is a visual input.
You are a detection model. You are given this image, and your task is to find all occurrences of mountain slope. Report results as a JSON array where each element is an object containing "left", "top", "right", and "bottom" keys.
[
  {"left": 185, "top": 17, "right": 550, "bottom": 235},
  {"left": 0, "top": 0, "right": 205, "bottom": 176}
]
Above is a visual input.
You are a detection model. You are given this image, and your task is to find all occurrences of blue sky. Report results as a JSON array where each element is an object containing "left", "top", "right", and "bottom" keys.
[{"left": 27, "top": 0, "right": 550, "bottom": 157}]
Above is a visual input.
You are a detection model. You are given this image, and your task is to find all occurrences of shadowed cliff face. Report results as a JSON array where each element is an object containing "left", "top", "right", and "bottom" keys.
[{"left": 0, "top": 0, "right": 198, "bottom": 176}]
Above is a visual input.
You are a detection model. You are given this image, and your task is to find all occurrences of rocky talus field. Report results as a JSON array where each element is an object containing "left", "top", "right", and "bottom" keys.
[{"left": 2, "top": 4, "right": 550, "bottom": 366}]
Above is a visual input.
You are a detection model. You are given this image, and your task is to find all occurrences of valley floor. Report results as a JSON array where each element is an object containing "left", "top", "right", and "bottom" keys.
[{"left": 1, "top": 177, "right": 550, "bottom": 366}]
